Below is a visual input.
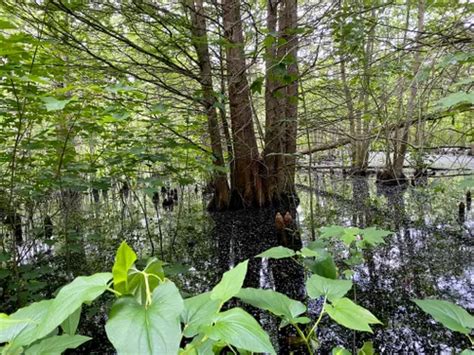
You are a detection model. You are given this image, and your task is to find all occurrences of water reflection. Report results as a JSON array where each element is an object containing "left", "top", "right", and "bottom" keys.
[
  {"left": 4, "top": 173, "right": 472, "bottom": 353},
  {"left": 297, "top": 174, "right": 472, "bottom": 353}
]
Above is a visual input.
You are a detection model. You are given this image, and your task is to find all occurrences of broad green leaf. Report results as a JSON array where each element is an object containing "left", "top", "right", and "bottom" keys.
[
  {"left": 204, "top": 308, "right": 275, "bottom": 354},
  {"left": 460, "top": 350, "right": 474, "bottom": 355},
  {"left": 306, "top": 274, "right": 352, "bottom": 302},
  {"left": 237, "top": 287, "right": 306, "bottom": 322},
  {"left": 357, "top": 341, "right": 375, "bottom": 355},
  {"left": 112, "top": 241, "right": 137, "bottom": 294},
  {"left": 306, "top": 240, "right": 326, "bottom": 250},
  {"left": 60, "top": 306, "right": 81, "bottom": 336},
  {"left": 34, "top": 273, "right": 112, "bottom": 341},
  {"left": 256, "top": 246, "right": 295, "bottom": 259},
  {"left": 341, "top": 227, "right": 361, "bottom": 246},
  {"left": 319, "top": 225, "right": 346, "bottom": 239},
  {"left": 0, "top": 314, "right": 31, "bottom": 344},
  {"left": 9, "top": 300, "right": 52, "bottom": 347},
  {"left": 24, "top": 334, "right": 91, "bottom": 355},
  {"left": 106, "top": 280, "right": 184, "bottom": 355},
  {"left": 320, "top": 226, "right": 361, "bottom": 246},
  {"left": 325, "top": 298, "right": 382, "bottom": 333},
  {"left": 304, "top": 253, "right": 338, "bottom": 279},
  {"left": 332, "top": 347, "right": 351, "bottom": 355},
  {"left": 360, "top": 227, "right": 392, "bottom": 247},
  {"left": 298, "top": 247, "right": 321, "bottom": 258},
  {"left": 41, "top": 97, "right": 72, "bottom": 111},
  {"left": 210, "top": 260, "right": 248, "bottom": 303},
  {"left": 181, "top": 292, "right": 220, "bottom": 337},
  {"left": 413, "top": 299, "right": 474, "bottom": 335}
]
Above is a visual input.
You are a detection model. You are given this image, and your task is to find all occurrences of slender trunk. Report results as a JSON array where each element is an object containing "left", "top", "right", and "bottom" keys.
[
  {"left": 283, "top": 0, "right": 299, "bottom": 192},
  {"left": 188, "top": 0, "right": 230, "bottom": 210},
  {"left": 217, "top": 21, "right": 234, "bottom": 162},
  {"left": 340, "top": 57, "right": 356, "bottom": 166},
  {"left": 394, "top": 0, "right": 425, "bottom": 174},
  {"left": 358, "top": 9, "right": 376, "bottom": 172},
  {"left": 300, "top": 83, "right": 315, "bottom": 240}
]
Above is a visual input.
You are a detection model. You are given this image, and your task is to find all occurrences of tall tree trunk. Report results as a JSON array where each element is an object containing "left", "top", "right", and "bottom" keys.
[
  {"left": 262, "top": 0, "right": 283, "bottom": 202},
  {"left": 340, "top": 56, "right": 357, "bottom": 167},
  {"left": 188, "top": 0, "right": 230, "bottom": 210},
  {"left": 282, "top": 0, "right": 298, "bottom": 193},
  {"left": 357, "top": 8, "right": 376, "bottom": 173},
  {"left": 393, "top": 0, "right": 425, "bottom": 175},
  {"left": 263, "top": 0, "right": 299, "bottom": 204},
  {"left": 222, "top": 0, "right": 263, "bottom": 208}
]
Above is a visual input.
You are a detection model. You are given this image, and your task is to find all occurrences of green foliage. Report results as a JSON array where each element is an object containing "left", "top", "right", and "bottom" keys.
[
  {"left": 237, "top": 288, "right": 308, "bottom": 326},
  {"left": 325, "top": 298, "right": 382, "bottom": 333},
  {"left": 306, "top": 274, "right": 352, "bottom": 302},
  {"left": 413, "top": 299, "right": 474, "bottom": 335},
  {"left": 436, "top": 91, "right": 474, "bottom": 109},
  {"left": 60, "top": 306, "right": 81, "bottom": 336},
  {"left": 41, "top": 97, "right": 73, "bottom": 111},
  {"left": 181, "top": 292, "right": 221, "bottom": 337},
  {"left": 203, "top": 308, "right": 275, "bottom": 354},
  {"left": 210, "top": 260, "right": 248, "bottom": 304},
  {"left": 332, "top": 341, "right": 375, "bottom": 355},
  {"left": 112, "top": 241, "right": 137, "bottom": 294},
  {"left": 0, "top": 240, "right": 385, "bottom": 354},
  {"left": 105, "top": 281, "right": 184, "bottom": 354},
  {"left": 256, "top": 246, "right": 296, "bottom": 259},
  {"left": 24, "top": 334, "right": 91, "bottom": 355}
]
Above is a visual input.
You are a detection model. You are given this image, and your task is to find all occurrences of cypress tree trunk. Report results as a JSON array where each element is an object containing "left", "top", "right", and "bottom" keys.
[
  {"left": 263, "top": 0, "right": 299, "bottom": 204},
  {"left": 188, "top": 0, "right": 230, "bottom": 210},
  {"left": 282, "top": 0, "right": 299, "bottom": 194},
  {"left": 222, "top": 0, "right": 263, "bottom": 208},
  {"left": 262, "top": 0, "right": 283, "bottom": 203}
]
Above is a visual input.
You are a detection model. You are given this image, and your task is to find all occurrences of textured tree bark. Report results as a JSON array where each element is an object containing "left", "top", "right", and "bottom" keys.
[
  {"left": 222, "top": 0, "right": 263, "bottom": 208},
  {"left": 263, "top": 0, "right": 299, "bottom": 204},
  {"left": 262, "top": 0, "right": 283, "bottom": 203},
  {"left": 188, "top": 0, "right": 230, "bottom": 210},
  {"left": 282, "top": 0, "right": 299, "bottom": 193}
]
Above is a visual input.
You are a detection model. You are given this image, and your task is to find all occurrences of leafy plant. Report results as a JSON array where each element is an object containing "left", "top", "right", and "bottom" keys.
[
  {"left": 0, "top": 242, "right": 275, "bottom": 355},
  {"left": 413, "top": 298, "right": 474, "bottom": 353},
  {"left": 254, "top": 241, "right": 383, "bottom": 354}
]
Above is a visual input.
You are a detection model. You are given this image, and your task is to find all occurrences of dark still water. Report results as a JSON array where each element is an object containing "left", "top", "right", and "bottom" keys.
[{"left": 3, "top": 172, "right": 473, "bottom": 354}]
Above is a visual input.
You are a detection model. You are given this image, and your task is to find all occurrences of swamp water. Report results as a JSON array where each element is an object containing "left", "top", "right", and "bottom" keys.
[{"left": 2, "top": 171, "right": 473, "bottom": 354}]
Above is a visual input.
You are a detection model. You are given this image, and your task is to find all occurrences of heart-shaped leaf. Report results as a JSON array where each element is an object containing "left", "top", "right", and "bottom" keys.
[
  {"left": 325, "top": 298, "right": 381, "bottom": 333},
  {"left": 106, "top": 280, "right": 183, "bottom": 354},
  {"left": 413, "top": 299, "right": 474, "bottom": 335},
  {"left": 211, "top": 260, "right": 248, "bottom": 303},
  {"left": 204, "top": 308, "right": 275, "bottom": 354},
  {"left": 306, "top": 274, "right": 352, "bottom": 302}
]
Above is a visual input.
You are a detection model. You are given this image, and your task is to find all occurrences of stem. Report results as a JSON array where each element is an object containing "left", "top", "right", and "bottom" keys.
[
  {"left": 307, "top": 297, "right": 326, "bottom": 340},
  {"left": 142, "top": 272, "right": 152, "bottom": 307},
  {"left": 106, "top": 287, "right": 122, "bottom": 297},
  {"left": 294, "top": 324, "right": 313, "bottom": 355}
]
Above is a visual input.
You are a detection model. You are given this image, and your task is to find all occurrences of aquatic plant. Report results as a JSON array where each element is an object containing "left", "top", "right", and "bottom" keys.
[{"left": 0, "top": 240, "right": 383, "bottom": 354}]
